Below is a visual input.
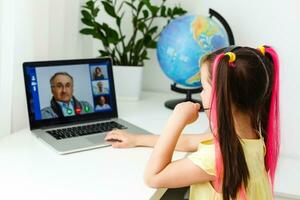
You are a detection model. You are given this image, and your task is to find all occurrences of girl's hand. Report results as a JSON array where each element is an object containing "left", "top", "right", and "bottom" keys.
[
  {"left": 105, "top": 129, "right": 138, "bottom": 148},
  {"left": 173, "top": 102, "right": 201, "bottom": 125}
]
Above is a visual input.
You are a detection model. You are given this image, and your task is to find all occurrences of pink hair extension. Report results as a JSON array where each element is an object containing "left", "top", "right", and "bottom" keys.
[
  {"left": 239, "top": 185, "right": 247, "bottom": 200},
  {"left": 210, "top": 53, "right": 247, "bottom": 200},
  {"left": 265, "top": 47, "right": 280, "bottom": 190},
  {"left": 210, "top": 53, "right": 225, "bottom": 192}
]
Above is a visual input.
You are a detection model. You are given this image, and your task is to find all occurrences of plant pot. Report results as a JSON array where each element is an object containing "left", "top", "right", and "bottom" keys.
[{"left": 113, "top": 65, "right": 143, "bottom": 101}]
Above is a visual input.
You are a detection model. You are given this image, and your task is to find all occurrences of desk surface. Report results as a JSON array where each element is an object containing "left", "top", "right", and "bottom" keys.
[{"left": 0, "top": 91, "right": 299, "bottom": 200}]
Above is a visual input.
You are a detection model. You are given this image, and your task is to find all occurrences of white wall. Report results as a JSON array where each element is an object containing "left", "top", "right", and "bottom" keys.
[
  {"left": 0, "top": 0, "right": 15, "bottom": 137},
  {"left": 4, "top": 0, "right": 94, "bottom": 133},
  {"left": 1, "top": 0, "right": 300, "bottom": 159}
]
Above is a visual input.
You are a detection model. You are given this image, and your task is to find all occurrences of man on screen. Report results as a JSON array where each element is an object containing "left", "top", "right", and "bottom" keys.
[{"left": 41, "top": 72, "right": 93, "bottom": 119}]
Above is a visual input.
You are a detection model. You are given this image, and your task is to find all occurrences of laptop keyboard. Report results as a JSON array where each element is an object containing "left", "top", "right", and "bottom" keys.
[{"left": 46, "top": 121, "right": 127, "bottom": 140}]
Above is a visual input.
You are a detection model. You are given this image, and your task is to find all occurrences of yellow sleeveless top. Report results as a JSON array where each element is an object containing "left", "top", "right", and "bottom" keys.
[{"left": 187, "top": 136, "right": 273, "bottom": 200}]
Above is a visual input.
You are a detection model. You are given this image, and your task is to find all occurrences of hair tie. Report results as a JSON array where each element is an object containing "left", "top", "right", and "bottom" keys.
[
  {"left": 258, "top": 45, "right": 266, "bottom": 56},
  {"left": 224, "top": 52, "right": 236, "bottom": 67}
]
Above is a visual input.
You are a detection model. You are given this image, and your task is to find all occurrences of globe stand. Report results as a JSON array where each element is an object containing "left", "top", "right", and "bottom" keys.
[{"left": 164, "top": 83, "right": 204, "bottom": 112}]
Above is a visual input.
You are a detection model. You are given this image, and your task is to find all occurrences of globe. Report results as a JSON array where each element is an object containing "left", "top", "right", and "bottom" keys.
[{"left": 157, "top": 15, "right": 230, "bottom": 87}]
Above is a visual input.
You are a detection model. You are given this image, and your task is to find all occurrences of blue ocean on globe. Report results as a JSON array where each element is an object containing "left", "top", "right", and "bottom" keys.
[{"left": 157, "top": 15, "right": 229, "bottom": 87}]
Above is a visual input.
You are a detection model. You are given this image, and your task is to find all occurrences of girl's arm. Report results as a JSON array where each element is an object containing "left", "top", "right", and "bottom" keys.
[
  {"left": 144, "top": 102, "right": 214, "bottom": 188},
  {"left": 137, "top": 133, "right": 212, "bottom": 152},
  {"left": 105, "top": 130, "right": 212, "bottom": 152}
]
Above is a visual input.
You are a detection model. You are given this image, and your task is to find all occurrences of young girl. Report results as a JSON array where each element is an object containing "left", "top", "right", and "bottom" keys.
[{"left": 105, "top": 46, "right": 280, "bottom": 200}]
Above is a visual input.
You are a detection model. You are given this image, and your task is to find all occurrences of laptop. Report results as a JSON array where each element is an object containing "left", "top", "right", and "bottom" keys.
[{"left": 23, "top": 57, "right": 151, "bottom": 154}]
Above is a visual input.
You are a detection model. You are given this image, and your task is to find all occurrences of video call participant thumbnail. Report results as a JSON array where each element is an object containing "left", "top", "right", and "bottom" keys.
[
  {"left": 95, "top": 95, "right": 111, "bottom": 111},
  {"left": 93, "top": 67, "right": 105, "bottom": 80}
]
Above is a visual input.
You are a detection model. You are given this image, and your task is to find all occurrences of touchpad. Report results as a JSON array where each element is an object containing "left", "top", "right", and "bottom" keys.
[{"left": 86, "top": 134, "right": 106, "bottom": 144}]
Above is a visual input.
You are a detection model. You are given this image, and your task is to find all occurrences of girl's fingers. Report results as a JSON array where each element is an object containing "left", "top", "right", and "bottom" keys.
[
  {"left": 111, "top": 141, "right": 125, "bottom": 148},
  {"left": 105, "top": 131, "right": 118, "bottom": 140},
  {"left": 194, "top": 103, "right": 201, "bottom": 110}
]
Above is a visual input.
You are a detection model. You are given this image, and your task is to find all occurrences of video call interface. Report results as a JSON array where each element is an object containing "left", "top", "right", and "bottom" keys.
[{"left": 25, "top": 61, "right": 113, "bottom": 121}]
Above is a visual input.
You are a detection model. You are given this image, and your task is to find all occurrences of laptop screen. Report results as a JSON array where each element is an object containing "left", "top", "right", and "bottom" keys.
[{"left": 23, "top": 58, "right": 118, "bottom": 129}]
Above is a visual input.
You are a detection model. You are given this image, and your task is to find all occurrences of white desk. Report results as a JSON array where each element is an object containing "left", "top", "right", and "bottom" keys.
[{"left": 0, "top": 91, "right": 299, "bottom": 200}]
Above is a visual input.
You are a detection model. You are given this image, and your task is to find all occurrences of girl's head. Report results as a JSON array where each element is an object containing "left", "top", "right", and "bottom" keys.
[{"left": 200, "top": 46, "right": 280, "bottom": 200}]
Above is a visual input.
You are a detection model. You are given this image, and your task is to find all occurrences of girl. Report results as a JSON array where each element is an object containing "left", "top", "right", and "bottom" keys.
[{"left": 105, "top": 46, "right": 280, "bottom": 200}]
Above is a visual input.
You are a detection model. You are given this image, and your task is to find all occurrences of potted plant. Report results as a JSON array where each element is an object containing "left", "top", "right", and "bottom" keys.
[{"left": 80, "top": 0, "right": 187, "bottom": 100}]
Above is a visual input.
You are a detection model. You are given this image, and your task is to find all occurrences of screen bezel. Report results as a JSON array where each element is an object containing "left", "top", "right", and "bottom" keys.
[{"left": 23, "top": 57, "right": 118, "bottom": 130}]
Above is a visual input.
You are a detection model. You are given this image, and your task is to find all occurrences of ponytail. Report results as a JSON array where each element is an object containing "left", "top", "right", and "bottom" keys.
[
  {"left": 264, "top": 47, "right": 280, "bottom": 189},
  {"left": 210, "top": 53, "right": 249, "bottom": 200}
]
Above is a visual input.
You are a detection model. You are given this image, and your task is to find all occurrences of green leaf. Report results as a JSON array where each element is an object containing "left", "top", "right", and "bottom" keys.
[
  {"left": 102, "top": 23, "right": 119, "bottom": 44},
  {"left": 80, "top": 28, "right": 94, "bottom": 35},
  {"left": 99, "top": 50, "right": 110, "bottom": 57},
  {"left": 137, "top": 22, "right": 147, "bottom": 33},
  {"left": 137, "top": 1, "right": 144, "bottom": 12},
  {"left": 141, "top": 0, "right": 159, "bottom": 16},
  {"left": 143, "top": 34, "right": 156, "bottom": 48},
  {"left": 173, "top": 7, "right": 187, "bottom": 16},
  {"left": 143, "top": 10, "right": 149, "bottom": 19},
  {"left": 92, "top": 7, "right": 100, "bottom": 17},
  {"left": 81, "top": 18, "right": 94, "bottom": 27},
  {"left": 141, "top": 0, "right": 151, "bottom": 9},
  {"left": 150, "top": 6, "right": 160, "bottom": 16},
  {"left": 102, "top": 1, "right": 117, "bottom": 18},
  {"left": 81, "top": 10, "right": 92, "bottom": 20},
  {"left": 140, "top": 50, "right": 149, "bottom": 60},
  {"left": 134, "top": 38, "right": 144, "bottom": 54},
  {"left": 143, "top": 34, "right": 152, "bottom": 45},
  {"left": 94, "top": 24, "right": 109, "bottom": 46},
  {"left": 86, "top": 0, "right": 94, "bottom": 9},
  {"left": 147, "top": 26, "right": 158, "bottom": 35},
  {"left": 146, "top": 40, "right": 156, "bottom": 48},
  {"left": 160, "top": 5, "right": 166, "bottom": 17},
  {"left": 94, "top": 29, "right": 105, "bottom": 40},
  {"left": 93, "top": 21, "right": 102, "bottom": 29},
  {"left": 82, "top": 0, "right": 94, "bottom": 11},
  {"left": 167, "top": 8, "right": 172, "bottom": 17}
]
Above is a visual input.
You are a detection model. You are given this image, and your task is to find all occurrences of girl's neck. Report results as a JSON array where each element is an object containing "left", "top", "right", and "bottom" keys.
[{"left": 233, "top": 110, "right": 259, "bottom": 139}]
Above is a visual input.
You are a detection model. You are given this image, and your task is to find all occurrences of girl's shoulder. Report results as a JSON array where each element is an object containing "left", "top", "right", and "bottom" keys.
[
  {"left": 196, "top": 134, "right": 265, "bottom": 155},
  {"left": 240, "top": 131, "right": 265, "bottom": 146},
  {"left": 189, "top": 139, "right": 216, "bottom": 176}
]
